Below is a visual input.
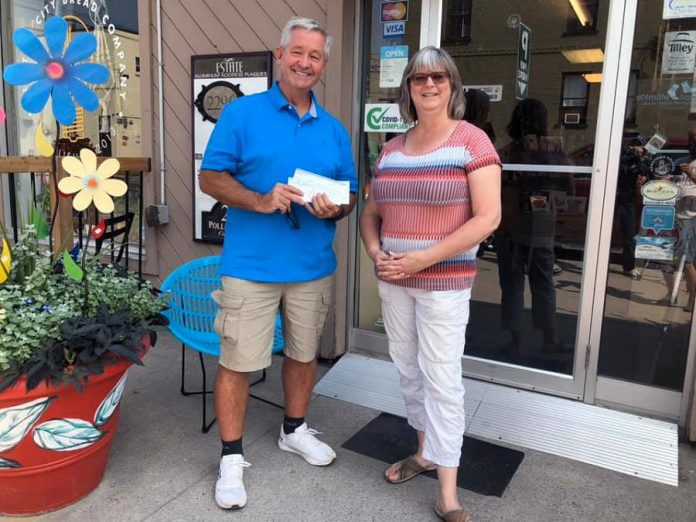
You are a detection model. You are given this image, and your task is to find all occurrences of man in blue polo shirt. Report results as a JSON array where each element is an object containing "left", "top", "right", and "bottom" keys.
[{"left": 199, "top": 17, "right": 357, "bottom": 510}]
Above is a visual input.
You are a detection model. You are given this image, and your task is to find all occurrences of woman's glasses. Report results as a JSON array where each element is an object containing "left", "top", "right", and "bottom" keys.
[{"left": 409, "top": 71, "right": 449, "bottom": 86}]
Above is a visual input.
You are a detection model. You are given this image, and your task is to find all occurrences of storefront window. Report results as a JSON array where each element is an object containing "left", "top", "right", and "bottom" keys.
[
  {"left": 1, "top": 0, "right": 142, "bottom": 251},
  {"left": 561, "top": 73, "right": 591, "bottom": 126},
  {"left": 443, "top": 0, "right": 473, "bottom": 43}
]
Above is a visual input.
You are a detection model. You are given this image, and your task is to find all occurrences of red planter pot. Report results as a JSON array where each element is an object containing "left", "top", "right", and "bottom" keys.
[{"left": 0, "top": 341, "right": 149, "bottom": 516}]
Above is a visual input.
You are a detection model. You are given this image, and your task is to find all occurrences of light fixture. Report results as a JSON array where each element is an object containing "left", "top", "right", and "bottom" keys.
[
  {"left": 561, "top": 48, "right": 605, "bottom": 63},
  {"left": 582, "top": 73, "right": 603, "bottom": 83},
  {"left": 569, "top": 0, "right": 592, "bottom": 26}
]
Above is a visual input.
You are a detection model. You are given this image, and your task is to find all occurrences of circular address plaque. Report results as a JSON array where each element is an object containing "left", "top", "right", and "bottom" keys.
[{"left": 194, "top": 81, "right": 244, "bottom": 123}]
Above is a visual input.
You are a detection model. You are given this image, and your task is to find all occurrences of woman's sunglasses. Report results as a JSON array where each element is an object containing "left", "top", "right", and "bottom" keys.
[{"left": 409, "top": 71, "right": 449, "bottom": 86}]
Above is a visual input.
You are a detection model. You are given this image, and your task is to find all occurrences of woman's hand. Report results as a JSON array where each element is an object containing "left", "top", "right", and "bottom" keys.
[
  {"left": 367, "top": 248, "right": 403, "bottom": 280},
  {"left": 376, "top": 250, "right": 432, "bottom": 280}
]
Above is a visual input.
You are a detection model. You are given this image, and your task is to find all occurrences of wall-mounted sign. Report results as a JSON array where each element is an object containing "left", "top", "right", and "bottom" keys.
[
  {"left": 641, "top": 179, "right": 680, "bottom": 206},
  {"left": 662, "top": 31, "right": 696, "bottom": 74},
  {"left": 641, "top": 206, "right": 676, "bottom": 233},
  {"left": 380, "top": 45, "right": 409, "bottom": 88},
  {"left": 364, "top": 104, "right": 409, "bottom": 133},
  {"left": 515, "top": 23, "right": 532, "bottom": 100},
  {"left": 635, "top": 235, "right": 675, "bottom": 261},
  {"left": 663, "top": 0, "right": 696, "bottom": 20},
  {"left": 191, "top": 52, "right": 272, "bottom": 243},
  {"left": 462, "top": 85, "right": 503, "bottom": 102},
  {"left": 381, "top": 1, "right": 409, "bottom": 22}
]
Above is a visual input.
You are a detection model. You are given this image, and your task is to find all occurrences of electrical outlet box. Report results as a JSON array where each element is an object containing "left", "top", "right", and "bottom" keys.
[{"left": 146, "top": 204, "right": 170, "bottom": 226}]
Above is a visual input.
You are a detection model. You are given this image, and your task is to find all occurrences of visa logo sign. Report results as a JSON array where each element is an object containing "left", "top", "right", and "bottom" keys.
[{"left": 384, "top": 21, "right": 405, "bottom": 38}]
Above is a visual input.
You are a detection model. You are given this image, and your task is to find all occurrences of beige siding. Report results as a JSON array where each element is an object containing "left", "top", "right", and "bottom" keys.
[{"left": 141, "top": 0, "right": 356, "bottom": 356}]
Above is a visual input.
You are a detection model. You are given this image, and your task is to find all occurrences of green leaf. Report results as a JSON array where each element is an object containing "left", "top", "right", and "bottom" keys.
[
  {"left": 30, "top": 206, "right": 49, "bottom": 240},
  {"left": 62, "top": 250, "right": 84, "bottom": 282}
]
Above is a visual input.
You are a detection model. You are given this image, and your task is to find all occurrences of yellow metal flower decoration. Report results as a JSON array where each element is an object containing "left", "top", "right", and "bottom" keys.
[
  {"left": 0, "top": 238, "right": 11, "bottom": 284},
  {"left": 58, "top": 149, "right": 126, "bottom": 214}
]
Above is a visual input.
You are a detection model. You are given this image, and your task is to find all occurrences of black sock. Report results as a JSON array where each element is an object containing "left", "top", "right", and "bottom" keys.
[
  {"left": 283, "top": 416, "right": 305, "bottom": 435},
  {"left": 221, "top": 437, "right": 243, "bottom": 457}
]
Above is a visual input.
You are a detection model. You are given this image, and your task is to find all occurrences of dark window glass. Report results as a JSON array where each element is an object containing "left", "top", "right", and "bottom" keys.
[
  {"left": 444, "top": 0, "right": 473, "bottom": 42},
  {"left": 561, "top": 73, "right": 590, "bottom": 126},
  {"left": 624, "top": 70, "right": 638, "bottom": 127},
  {"left": 566, "top": 0, "right": 599, "bottom": 34}
]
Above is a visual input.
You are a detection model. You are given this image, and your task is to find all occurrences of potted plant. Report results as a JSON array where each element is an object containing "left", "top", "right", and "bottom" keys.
[{"left": 0, "top": 16, "right": 167, "bottom": 515}]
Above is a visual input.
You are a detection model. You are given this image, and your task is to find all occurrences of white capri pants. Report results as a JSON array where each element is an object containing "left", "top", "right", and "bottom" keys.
[{"left": 378, "top": 281, "right": 471, "bottom": 468}]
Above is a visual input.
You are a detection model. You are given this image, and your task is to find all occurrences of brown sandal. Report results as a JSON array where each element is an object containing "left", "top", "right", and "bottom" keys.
[
  {"left": 435, "top": 504, "right": 473, "bottom": 522},
  {"left": 384, "top": 455, "right": 436, "bottom": 484}
]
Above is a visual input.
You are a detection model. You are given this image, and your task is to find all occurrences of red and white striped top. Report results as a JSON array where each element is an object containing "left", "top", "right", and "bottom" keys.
[{"left": 372, "top": 121, "right": 500, "bottom": 291}]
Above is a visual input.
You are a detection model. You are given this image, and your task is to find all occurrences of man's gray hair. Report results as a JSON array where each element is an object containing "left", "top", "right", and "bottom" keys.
[
  {"left": 279, "top": 17, "right": 332, "bottom": 59},
  {"left": 398, "top": 46, "right": 465, "bottom": 123}
]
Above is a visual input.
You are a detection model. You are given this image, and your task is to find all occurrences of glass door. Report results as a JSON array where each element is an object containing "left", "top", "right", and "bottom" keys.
[
  {"left": 437, "top": 0, "right": 623, "bottom": 398},
  {"left": 351, "top": 0, "right": 628, "bottom": 400},
  {"left": 588, "top": 0, "right": 696, "bottom": 420}
]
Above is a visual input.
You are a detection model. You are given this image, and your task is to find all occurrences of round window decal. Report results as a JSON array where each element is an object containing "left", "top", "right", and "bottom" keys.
[
  {"left": 194, "top": 81, "right": 244, "bottom": 123},
  {"left": 649, "top": 155, "right": 675, "bottom": 178}
]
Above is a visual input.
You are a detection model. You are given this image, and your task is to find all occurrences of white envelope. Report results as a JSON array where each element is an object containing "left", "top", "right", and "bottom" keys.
[{"left": 288, "top": 168, "right": 350, "bottom": 205}]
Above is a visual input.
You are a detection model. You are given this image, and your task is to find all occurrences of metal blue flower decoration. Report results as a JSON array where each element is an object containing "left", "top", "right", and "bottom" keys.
[{"left": 2, "top": 16, "right": 109, "bottom": 125}]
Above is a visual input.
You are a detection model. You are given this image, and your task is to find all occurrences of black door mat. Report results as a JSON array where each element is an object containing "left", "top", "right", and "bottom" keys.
[{"left": 342, "top": 412, "right": 524, "bottom": 497}]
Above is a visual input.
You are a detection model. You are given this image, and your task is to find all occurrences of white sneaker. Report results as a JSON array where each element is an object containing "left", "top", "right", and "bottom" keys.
[
  {"left": 277, "top": 423, "right": 336, "bottom": 466},
  {"left": 215, "top": 454, "right": 250, "bottom": 509},
  {"left": 625, "top": 268, "right": 641, "bottom": 280}
]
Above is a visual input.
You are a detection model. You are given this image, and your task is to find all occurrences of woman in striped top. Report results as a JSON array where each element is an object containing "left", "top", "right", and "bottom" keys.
[{"left": 360, "top": 47, "right": 501, "bottom": 522}]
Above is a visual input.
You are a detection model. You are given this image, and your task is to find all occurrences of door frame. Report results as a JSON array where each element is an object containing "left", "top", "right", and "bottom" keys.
[
  {"left": 348, "top": 0, "right": 660, "bottom": 404},
  {"left": 582, "top": 0, "right": 696, "bottom": 425}
]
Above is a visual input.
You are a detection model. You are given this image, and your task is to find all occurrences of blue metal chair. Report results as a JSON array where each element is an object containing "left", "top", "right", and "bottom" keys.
[{"left": 161, "top": 255, "right": 284, "bottom": 433}]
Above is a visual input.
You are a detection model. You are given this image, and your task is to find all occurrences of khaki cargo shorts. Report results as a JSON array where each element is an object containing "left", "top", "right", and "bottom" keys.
[{"left": 212, "top": 275, "right": 332, "bottom": 372}]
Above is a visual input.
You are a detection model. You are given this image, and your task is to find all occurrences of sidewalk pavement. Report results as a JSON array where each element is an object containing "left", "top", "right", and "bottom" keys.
[{"left": 14, "top": 331, "right": 696, "bottom": 522}]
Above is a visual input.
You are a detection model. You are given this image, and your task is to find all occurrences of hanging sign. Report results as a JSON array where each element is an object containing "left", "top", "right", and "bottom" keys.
[
  {"left": 191, "top": 52, "right": 272, "bottom": 243},
  {"left": 380, "top": 46, "right": 409, "bottom": 88},
  {"left": 515, "top": 23, "right": 532, "bottom": 100},
  {"left": 644, "top": 132, "right": 668, "bottom": 154},
  {"left": 641, "top": 206, "right": 676, "bottom": 233},
  {"left": 662, "top": 31, "right": 696, "bottom": 74},
  {"left": 663, "top": 0, "right": 696, "bottom": 20}
]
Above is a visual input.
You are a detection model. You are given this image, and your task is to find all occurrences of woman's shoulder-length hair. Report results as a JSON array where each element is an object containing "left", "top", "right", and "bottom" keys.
[{"left": 398, "top": 46, "right": 465, "bottom": 124}]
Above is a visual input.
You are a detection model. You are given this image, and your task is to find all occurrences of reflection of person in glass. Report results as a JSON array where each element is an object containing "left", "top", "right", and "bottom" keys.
[
  {"left": 360, "top": 47, "right": 501, "bottom": 521},
  {"left": 496, "top": 98, "right": 570, "bottom": 353},
  {"left": 463, "top": 88, "right": 496, "bottom": 143},
  {"left": 616, "top": 136, "right": 647, "bottom": 280},
  {"left": 675, "top": 126, "right": 696, "bottom": 311}
]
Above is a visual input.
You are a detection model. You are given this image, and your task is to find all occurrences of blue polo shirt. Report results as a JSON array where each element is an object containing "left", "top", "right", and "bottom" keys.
[{"left": 201, "top": 82, "right": 357, "bottom": 283}]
